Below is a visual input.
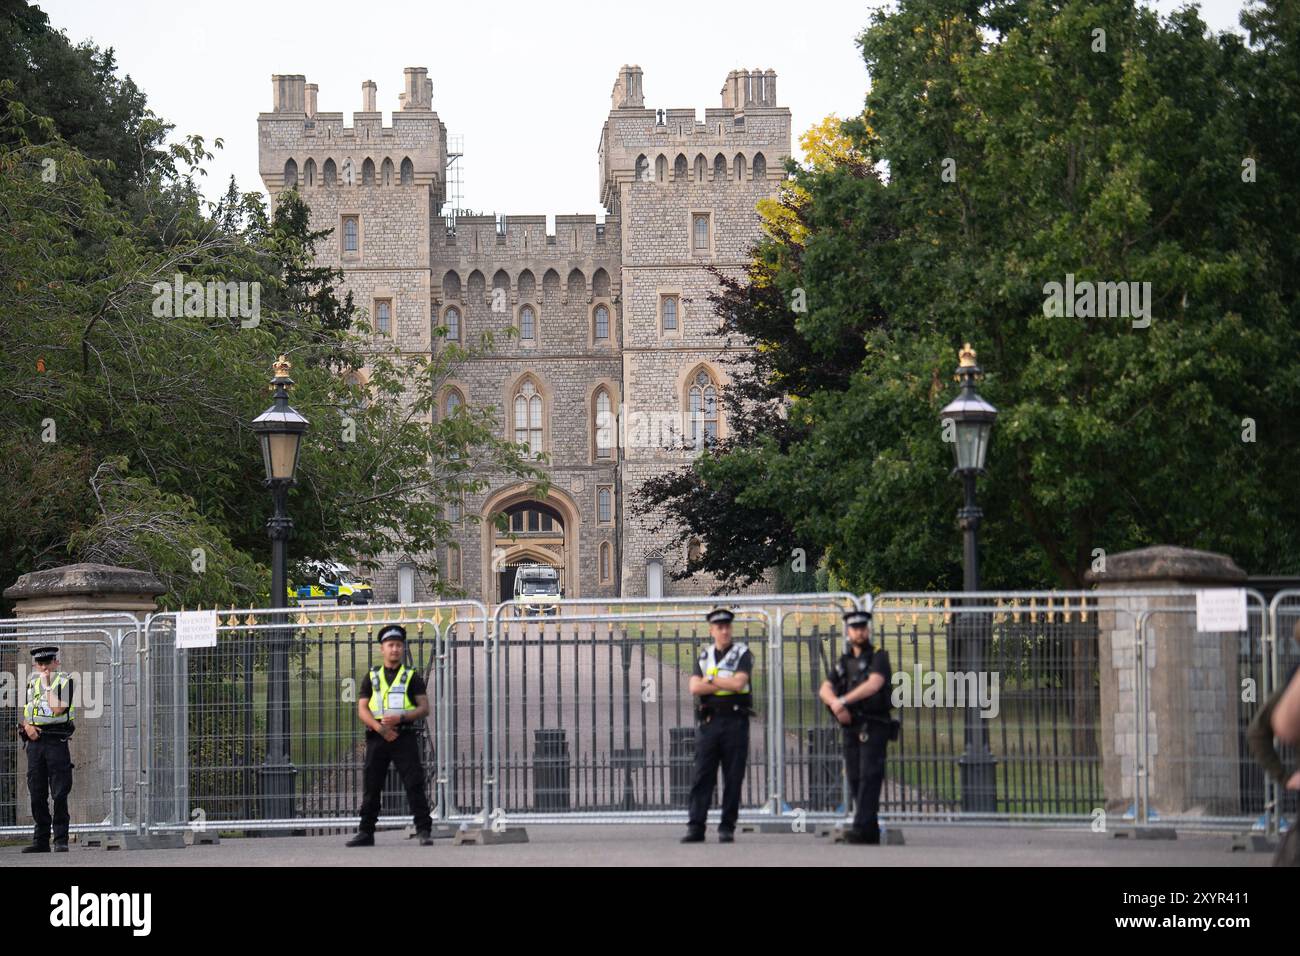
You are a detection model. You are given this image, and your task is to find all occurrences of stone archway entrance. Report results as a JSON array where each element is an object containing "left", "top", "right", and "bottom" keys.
[{"left": 480, "top": 486, "right": 582, "bottom": 606}]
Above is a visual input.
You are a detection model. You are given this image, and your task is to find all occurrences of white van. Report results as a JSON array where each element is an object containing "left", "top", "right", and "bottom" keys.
[{"left": 513, "top": 564, "right": 561, "bottom": 616}]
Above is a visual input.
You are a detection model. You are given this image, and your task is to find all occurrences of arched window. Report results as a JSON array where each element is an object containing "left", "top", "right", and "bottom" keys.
[
  {"left": 593, "top": 304, "right": 609, "bottom": 340},
  {"left": 655, "top": 155, "right": 667, "bottom": 182},
  {"left": 597, "top": 486, "right": 613, "bottom": 524},
  {"left": 688, "top": 368, "right": 719, "bottom": 448},
  {"left": 443, "top": 387, "right": 464, "bottom": 459},
  {"left": 448, "top": 496, "right": 463, "bottom": 524},
  {"left": 343, "top": 371, "right": 368, "bottom": 410},
  {"left": 362, "top": 158, "right": 375, "bottom": 185},
  {"left": 661, "top": 295, "right": 678, "bottom": 332},
  {"left": 519, "top": 305, "right": 535, "bottom": 340},
  {"left": 304, "top": 158, "right": 316, "bottom": 186},
  {"left": 444, "top": 306, "right": 461, "bottom": 341},
  {"left": 635, "top": 154, "right": 649, "bottom": 181},
  {"left": 594, "top": 387, "right": 613, "bottom": 459},
  {"left": 514, "top": 380, "right": 543, "bottom": 457},
  {"left": 734, "top": 153, "right": 746, "bottom": 181},
  {"left": 599, "top": 542, "right": 612, "bottom": 583},
  {"left": 713, "top": 153, "right": 727, "bottom": 180},
  {"left": 374, "top": 298, "right": 391, "bottom": 336},
  {"left": 400, "top": 157, "right": 414, "bottom": 185},
  {"left": 343, "top": 217, "right": 358, "bottom": 252},
  {"left": 674, "top": 154, "right": 687, "bottom": 180},
  {"left": 323, "top": 158, "right": 337, "bottom": 186},
  {"left": 687, "top": 537, "right": 703, "bottom": 565},
  {"left": 447, "top": 544, "right": 462, "bottom": 584},
  {"left": 283, "top": 159, "right": 298, "bottom": 187},
  {"left": 693, "top": 214, "right": 710, "bottom": 251},
  {"left": 694, "top": 154, "right": 706, "bottom": 182},
  {"left": 752, "top": 152, "right": 766, "bottom": 180},
  {"left": 381, "top": 158, "right": 394, "bottom": 186}
]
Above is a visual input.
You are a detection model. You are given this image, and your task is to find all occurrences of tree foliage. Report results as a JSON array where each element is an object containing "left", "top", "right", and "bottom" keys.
[
  {"left": 0, "top": 18, "right": 544, "bottom": 609},
  {"left": 638, "top": 0, "right": 1300, "bottom": 592}
]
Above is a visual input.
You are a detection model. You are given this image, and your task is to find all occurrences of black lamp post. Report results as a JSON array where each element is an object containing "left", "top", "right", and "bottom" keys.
[
  {"left": 251, "top": 355, "right": 309, "bottom": 822},
  {"left": 939, "top": 343, "right": 998, "bottom": 813}
]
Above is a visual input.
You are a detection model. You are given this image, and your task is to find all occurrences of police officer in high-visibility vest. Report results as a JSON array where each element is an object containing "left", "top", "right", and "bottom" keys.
[
  {"left": 683, "top": 607, "right": 754, "bottom": 844},
  {"left": 346, "top": 624, "right": 434, "bottom": 846},
  {"left": 819, "top": 606, "right": 894, "bottom": 844},
  {"left": 17, "top": 646, "right": 76, "bottom": 853}
]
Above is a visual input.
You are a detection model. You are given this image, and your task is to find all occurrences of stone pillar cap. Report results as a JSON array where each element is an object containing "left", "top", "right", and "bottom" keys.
[
  {"left": 4, "top": 563, "right": 166, "bottom": 602},
  {"left": 1086, "top": 545, "right": 1246, "bottom": 586}
]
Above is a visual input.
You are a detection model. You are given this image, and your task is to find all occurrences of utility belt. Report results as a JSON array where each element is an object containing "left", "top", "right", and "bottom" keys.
[
  {"left": 697, "top": 696, "right": 753, "bottom": 721},
  {"left": 18, "top": 725, "right": 74, "bottom": 743},
  {"left": 846, "top": 713, "right": 900, "bottom": 742}
]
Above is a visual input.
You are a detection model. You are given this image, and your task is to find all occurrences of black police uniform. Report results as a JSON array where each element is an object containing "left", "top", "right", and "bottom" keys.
[
  {"left": 350, "top": 627, "right": 433, "bottom": 844},
  {"left": 685, "top": 610, "right": 753, "bottom": 840},
  {"left": 20, "top": 647, "right": 75, "bottom": 852},
  {"left": 829, "top": 631, "right": 893, "bottom": 843}
]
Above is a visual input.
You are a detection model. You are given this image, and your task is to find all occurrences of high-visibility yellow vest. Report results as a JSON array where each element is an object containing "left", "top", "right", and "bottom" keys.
[
  {"left": 367, "top": 665, "right": 417, "bottom": 719},
  {"left": 25, "top": 672, "right": 74, "bottom": 725},
  {"left": 701, "top": 642, "right": 751, "bottom": 696}
]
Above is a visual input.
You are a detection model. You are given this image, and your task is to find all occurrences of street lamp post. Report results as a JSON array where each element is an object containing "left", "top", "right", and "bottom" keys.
[
  {"left": 939, "top": 343, "right": 998, "bottom": 813},
  {"left": 251, "top": 355, "right": 310, "bottom": 822}
]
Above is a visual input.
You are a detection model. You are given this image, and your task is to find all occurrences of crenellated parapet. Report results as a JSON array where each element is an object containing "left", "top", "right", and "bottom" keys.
[{"left": 258, "top": 69, "right": 447, "bottom": 205}]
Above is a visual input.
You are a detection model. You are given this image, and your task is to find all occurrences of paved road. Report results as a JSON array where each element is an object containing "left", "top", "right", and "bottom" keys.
[{"left": 0, "top": 825, "right": 1271, "bottom": 867}]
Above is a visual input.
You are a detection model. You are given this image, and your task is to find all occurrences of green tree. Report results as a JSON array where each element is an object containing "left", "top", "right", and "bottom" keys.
[{"left": 638, "top": 0, "right": 1300, "bottom": 592}]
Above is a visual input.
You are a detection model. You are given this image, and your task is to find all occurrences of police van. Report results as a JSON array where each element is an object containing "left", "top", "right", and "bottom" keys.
[
  {"left": 289, "top": 560, "right": 374, "bottom": 606},
  {"left": 512, "top": 564, "right": 561, "bottom": 616}
]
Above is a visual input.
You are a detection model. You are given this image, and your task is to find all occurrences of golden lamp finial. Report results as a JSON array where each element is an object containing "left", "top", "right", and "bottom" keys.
[{"left": 958, "top": 342, "right": 977, "bottom": 368}]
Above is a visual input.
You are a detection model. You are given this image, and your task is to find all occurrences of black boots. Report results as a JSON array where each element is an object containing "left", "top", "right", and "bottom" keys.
[
  {"left": 417, "top": 830, "right": 434, "bottom": 846},
  {"left": 345, "top": 831, "right": 375, "bottom": 847},
  {"left": 21, "top": 843, "right": 50, "bottom": 854},
  {"left": 680, "top": 829, "right": 705, "bottom": 844}
]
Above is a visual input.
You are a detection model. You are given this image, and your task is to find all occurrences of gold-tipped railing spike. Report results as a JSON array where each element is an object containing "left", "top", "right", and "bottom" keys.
[
  {"left": 943, "top": 596, "right": 952, "bottom": 625},
  {"left": 1062, "top": 597, "right": 1072, "bottom": 623},
  {"left": 1029, "top": 597, "right": 1038, "bottom": 624}
]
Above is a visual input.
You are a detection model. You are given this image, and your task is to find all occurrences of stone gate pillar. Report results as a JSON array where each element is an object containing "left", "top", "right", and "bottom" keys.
[
  {"left": 1088, "top": 545, "right": 1246, "bottom": 819},
  {"left": 4, "top": 563, "right": 164, "bottom": 835}
]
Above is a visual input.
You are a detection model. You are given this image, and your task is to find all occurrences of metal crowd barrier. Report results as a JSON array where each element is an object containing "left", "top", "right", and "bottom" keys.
[{"left": 0, "top": 589, "right": 1286, "bottom": 840}]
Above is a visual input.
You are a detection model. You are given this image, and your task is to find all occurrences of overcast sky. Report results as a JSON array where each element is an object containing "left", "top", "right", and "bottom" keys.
[{"left": 40, "top": 0, "right": 1253, "bottom": 216}]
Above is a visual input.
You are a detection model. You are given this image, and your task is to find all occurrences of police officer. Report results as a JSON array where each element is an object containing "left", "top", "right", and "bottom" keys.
[
  {"left": 818, "top": 606, "right": 893, "bottom": 844},
  {"left": 682, "top": 607, "right": 753, "bottom": 844},
  {"left": 17, "top": 646, "right": 76, "bottom": 853},
  {"left": 346, "top": 624, "right": 435, "bottom": 846}
]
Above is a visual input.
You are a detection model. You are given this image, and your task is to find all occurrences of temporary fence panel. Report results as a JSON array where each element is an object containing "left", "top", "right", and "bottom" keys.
[
  {"left": 143, "top": 603, "right": 482, "bottom": 832},
  {"left": 0, "top": 616, "right": 138, "bottom": 836}
]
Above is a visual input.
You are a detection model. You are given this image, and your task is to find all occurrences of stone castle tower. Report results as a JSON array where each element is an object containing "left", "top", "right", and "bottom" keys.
[{"left": 258, "top": 65, "right": 790, "bottom": 604}]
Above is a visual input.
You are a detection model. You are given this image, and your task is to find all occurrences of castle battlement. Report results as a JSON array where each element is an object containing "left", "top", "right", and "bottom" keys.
[
  {"left": 599, "top": 66, "right": 790, "bottom": 214},
  {"left": 259, "top": 69, "right": 446, "bottom": 199}
]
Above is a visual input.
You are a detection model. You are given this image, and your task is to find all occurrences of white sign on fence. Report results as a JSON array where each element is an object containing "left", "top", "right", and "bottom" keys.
[
  {"left": 1195, "top": 588, "right": 1248, "bottom": 633},
  {"left": 175, "top": 610, "right": 219, "bottom": 648}
]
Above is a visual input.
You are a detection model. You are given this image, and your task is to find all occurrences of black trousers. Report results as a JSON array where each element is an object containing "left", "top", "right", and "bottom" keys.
[
  {"left": 687, "top": 713, "right": 749, "bottom": 832},
  {"left": 844, "top": 723, "right": 889, "bottom": 836},
  {"left": 26, "top": 734, "right": 73, "bottom": 845},
  {"left": 357, "top": 731, "right": 432, "bottom": 833}
]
